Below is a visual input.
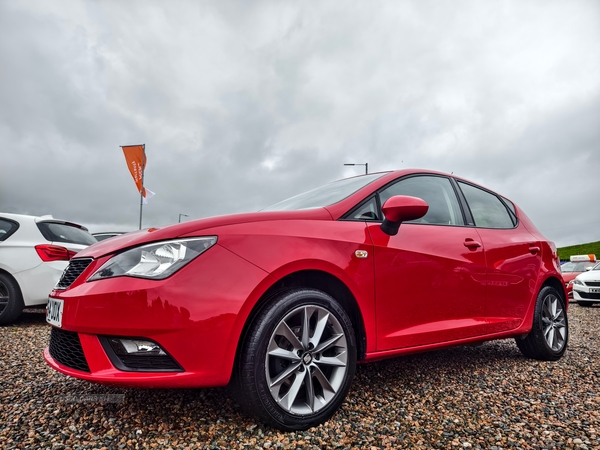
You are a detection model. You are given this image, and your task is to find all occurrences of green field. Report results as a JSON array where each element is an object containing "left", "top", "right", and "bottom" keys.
[{"left": 557, "top": 241, "right": 600, "bottom": 261}]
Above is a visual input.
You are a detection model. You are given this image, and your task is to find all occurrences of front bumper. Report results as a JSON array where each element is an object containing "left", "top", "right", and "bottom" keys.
[
  {"left": 44, "top": 333, "right": 201, "bottom": 388},
  {"left": 43, "top": 244, "right": 272, "bottom": 388},
  {"left": 572, "top": 285, "right": 600, "bottom": 303}
]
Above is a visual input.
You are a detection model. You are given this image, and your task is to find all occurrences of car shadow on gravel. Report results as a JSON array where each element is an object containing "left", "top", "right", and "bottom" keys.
[{"left": 8, "top": 307, "right": 48, "bottom": 327}]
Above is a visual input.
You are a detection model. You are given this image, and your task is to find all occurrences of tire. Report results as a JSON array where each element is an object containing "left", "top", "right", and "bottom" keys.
[
  {"left": 232, "top": 288, "right": 357, "bottom": 431},
  {"left": 515, "top": 286, "right": 568, "bottom": 361},
  {"left": 578, "top": 301, "right": 595, "bottom": 307},
  {"left": 0, "top": 273, "right": 25, "bottom": 325}
]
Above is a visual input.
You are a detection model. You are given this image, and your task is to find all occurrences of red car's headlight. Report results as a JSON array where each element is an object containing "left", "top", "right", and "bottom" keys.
[{"left": 88, "top": 237, "right": 217, "bottom": 281}]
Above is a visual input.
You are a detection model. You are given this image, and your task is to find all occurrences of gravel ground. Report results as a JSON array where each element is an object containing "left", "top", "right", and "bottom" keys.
[{"left": 1, "top": 305, "right": 598, "bottom": 450}]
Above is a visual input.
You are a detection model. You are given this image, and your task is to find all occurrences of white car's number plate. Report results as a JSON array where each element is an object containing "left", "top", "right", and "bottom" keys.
[
  {"left": 590, "top": 288, "right": 600, "bottom": 294},
  {"left": 46, "top": 298, "right": 64, "bottom": 328}
]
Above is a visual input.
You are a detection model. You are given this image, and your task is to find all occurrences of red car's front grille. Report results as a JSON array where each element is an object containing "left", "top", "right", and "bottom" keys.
[{"left": 55, "top": 258, "right": 93, "bottom": 290}]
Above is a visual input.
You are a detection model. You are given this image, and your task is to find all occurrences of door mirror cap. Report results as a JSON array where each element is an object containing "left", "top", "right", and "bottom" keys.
[{"left": 380, "top": 195, "right": 429, "bottom": 236}]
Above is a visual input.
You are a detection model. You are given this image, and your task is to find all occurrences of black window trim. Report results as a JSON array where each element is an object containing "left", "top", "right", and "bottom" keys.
[
  {"left": 0, "top": 217, "right": 20, "bottom": 241},
  {"left": 499, "top": 196, "right": 518, "bottom": 226},
  {"left": 454, "top": 179, "right": 519, "bottom": 230},
  {"left": 448, "top": 178, "right": 475, "bottom": 226}
]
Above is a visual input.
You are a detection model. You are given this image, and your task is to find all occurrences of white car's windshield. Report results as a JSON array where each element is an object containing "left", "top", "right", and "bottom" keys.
[
  {"left": 263, "top": 173, "right": 387, "bottom": 211},
  {"left": 561, "top": 261, "right": 596, "bottom": 272}
]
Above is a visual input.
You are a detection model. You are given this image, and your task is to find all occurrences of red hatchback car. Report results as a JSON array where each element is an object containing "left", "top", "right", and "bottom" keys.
[{"left": 45, "top": 169, "right": 567, "bottom": 430}]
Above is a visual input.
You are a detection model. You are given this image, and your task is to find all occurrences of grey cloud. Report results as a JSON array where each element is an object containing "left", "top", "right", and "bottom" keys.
[{"left": 1, "top": 0, "right": 599, "bottom": 246}]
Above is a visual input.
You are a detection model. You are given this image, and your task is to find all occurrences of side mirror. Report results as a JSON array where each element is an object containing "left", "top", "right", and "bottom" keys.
[
  {"left": 585, "top": 266, "right": 594, "bottom": 271},
  {"left": 380, "top": 195, "right": 429, "bottom": 236}
]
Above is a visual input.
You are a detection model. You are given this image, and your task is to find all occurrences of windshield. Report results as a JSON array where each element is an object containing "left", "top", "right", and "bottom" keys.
[
  {"left": 263, "top": 173, "right": 387, "bottom": 211},
  {"left": 561, "top": 261, "right": 596, "bottom": 272}
]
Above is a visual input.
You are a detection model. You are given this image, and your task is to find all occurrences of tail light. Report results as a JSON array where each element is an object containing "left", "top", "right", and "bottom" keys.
[{"left": 35, "top": 245, "right": 77, "bottom": 262}]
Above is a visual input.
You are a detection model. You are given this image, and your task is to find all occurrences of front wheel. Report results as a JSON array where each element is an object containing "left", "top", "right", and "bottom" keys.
[
  {"left": 232, "top": 289, "right": 357, "bottom": 431},
  {"left": 515, "top": 286, "right": 568, "bottom": 361}
]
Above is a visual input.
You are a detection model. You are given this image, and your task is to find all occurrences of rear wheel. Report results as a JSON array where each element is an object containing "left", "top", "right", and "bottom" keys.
[
  {"left": 232, "top": 289, "right": 356, "bottom": 431},
  {"left": 0, "top": 273, "right": 24, "bottom": 325},
  {"left": 515, "top": 286, "right": 568, "bottom": 361}
]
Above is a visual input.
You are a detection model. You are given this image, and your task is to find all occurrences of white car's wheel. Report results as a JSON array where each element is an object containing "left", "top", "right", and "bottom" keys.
[{"left": 0, "top": 273, "right": 24, "bottom": 325}]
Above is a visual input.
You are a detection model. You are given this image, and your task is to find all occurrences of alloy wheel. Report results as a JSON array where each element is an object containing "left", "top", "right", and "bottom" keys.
[
  {"left": 541, "top": 293, "right": 567, "bottom": 351},
  {"left": 265, "top": 304, "right": 348, "bottom": 415}
]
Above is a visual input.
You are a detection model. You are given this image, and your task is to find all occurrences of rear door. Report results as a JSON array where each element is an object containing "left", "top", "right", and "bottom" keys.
[{"left": 456, "top": 181, "right": 542, "bottom": 333}]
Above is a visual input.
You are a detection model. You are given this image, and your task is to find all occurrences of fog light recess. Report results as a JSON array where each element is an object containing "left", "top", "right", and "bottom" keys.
[{"left": 99, "top": 336, "right": 183, "bottom": 372}]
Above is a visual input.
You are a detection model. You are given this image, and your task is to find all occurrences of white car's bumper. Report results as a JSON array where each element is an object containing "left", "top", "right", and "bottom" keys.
[
  {"left": 572, "top": 283, "right": 600, "bottom": 304},
  {"left": 12, "top": 261, "right": 69, "bottom": 306}
]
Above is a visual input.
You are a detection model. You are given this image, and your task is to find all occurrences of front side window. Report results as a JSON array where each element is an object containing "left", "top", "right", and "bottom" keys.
[
  {"left": 379, "top": 176, "right": 464, "bottom": 225},
  {"left": 458, "top": 182, "right": 515, "bottom": 229},
  {"left": 346, "top": 196, "right": 380, "bottom": 221}
]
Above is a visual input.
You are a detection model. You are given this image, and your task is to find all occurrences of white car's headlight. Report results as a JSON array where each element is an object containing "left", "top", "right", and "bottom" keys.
[
  {"left": 88, "top": 237, "right": 217, "bottom": 281},
  {"left": 573, "top": 279, "right": 584, "bottom": 286}
]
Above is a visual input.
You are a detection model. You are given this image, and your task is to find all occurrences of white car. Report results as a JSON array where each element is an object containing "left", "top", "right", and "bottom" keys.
[
  {"left": 0, "top": 213, "right": 97, "bottom": 324},
  {"left": 572, "top": 262, "right": 600, "bottom": 307}
]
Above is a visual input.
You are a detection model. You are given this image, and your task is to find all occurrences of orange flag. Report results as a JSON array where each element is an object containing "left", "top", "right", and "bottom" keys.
[{"left": 121, "top": 144, "right": 148, "bottom": 197}]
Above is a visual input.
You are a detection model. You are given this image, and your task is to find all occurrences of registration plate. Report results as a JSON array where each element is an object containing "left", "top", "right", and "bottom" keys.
[
  {"left": 590, "top": 288, "right": 600, "bottom": 294},
  {"left": 46, "top": 298, "right": 64, "bottom": 327}
]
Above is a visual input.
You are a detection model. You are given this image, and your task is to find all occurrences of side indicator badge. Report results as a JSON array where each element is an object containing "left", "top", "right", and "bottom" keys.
[{"left": 354, "top": 250, "right": 368, "bottom": 259}]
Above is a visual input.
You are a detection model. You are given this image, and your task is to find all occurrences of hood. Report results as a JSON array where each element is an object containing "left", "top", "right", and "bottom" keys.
[
  {"left": 574, "top": 269, "right": 600, "bottom": 283},
  {"left": 76, "top": 208, "right": 333, "bottom": 258}
]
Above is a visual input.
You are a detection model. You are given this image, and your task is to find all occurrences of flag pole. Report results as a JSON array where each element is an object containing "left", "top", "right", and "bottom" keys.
[{"left": 139, "top": 144, "right": 146, "bottom": 230}]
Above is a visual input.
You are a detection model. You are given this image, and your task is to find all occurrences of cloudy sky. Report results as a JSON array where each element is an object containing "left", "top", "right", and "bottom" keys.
[{"left": 0, "top": 0, "right": 598, "bottom": 247}]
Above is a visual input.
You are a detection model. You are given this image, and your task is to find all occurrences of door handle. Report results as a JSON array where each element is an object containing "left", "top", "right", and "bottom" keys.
[
  {"left": 529, "top": 246, "right": 540, "bottom": 254},
  {"left": 464, "top": 239, "right": 482, "bottom": 249}
]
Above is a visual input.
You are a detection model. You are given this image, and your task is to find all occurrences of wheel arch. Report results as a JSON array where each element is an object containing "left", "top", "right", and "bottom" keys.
[
  {"left": 233, "top": 269, "right": 368, "bottom": 373},
  {"left": 0, "top": 268, "right": 23, "bottom": 298},
  {"left": 515, "top": 274, "right": 567, "bottom": 336},
  {"left": 541, "top": 275, "right": 567, "bottom": 303}
]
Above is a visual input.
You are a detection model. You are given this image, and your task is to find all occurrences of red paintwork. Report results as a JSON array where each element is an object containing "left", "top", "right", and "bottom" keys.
[
  {"left": 381, "top": 195, "right": 429, "bottom": 222},
  {"left": 563, "top": 273, "right": 577, "bottom": 298},
  {"left": 44, "top": 169, "right": 565, "bottom": 387}
]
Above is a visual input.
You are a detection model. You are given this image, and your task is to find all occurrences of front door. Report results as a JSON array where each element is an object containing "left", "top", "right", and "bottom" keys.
[{"left": 368, "top": 175, "right": 488, "bottom": 351}]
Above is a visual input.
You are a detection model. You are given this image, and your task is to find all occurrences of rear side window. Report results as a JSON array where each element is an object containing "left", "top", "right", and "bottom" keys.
[
  {"left": 458, "top": 182, "right": 515, "bottom": 229},
  {"left": 0, "top": 219, "right": 19, "bottom": 241},
  {"left": 37, "top": 222, "right": 97, "bottom": 246}
]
